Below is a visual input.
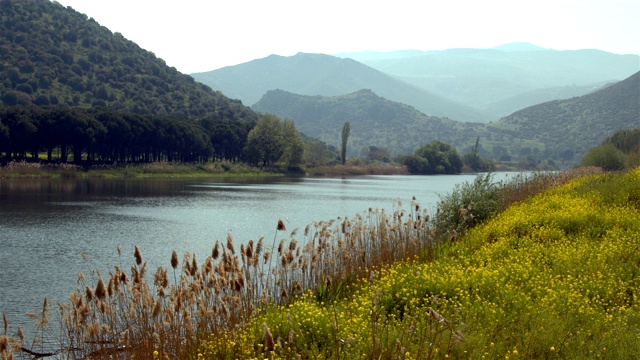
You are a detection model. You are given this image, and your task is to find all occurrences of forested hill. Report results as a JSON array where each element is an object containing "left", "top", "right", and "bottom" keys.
[
  {"left": 488, "top": 71, "right": 640, "bottom": 162},
  {"left": 252, "top": 88, "right": 485, "bottom": 156},
  {"left": 0, "top": 0, "right": 256, "bottom": 122}
]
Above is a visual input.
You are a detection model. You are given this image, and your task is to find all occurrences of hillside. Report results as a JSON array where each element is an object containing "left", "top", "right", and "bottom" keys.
[
  {"left": 0, "top": 0, "right": 256, "bottom": 122},
  {"left": 488, "top": 71, "right": 640, "bottom": 163},
  {"left": 192, "top": 53, "right": 490, "bottom": 122},
  {"left": 483, "top": 82, "right": 609, "bottom": 117},
  {"left": 253, "top": 72, "right": 638, "bottom": 166},
  {"left": 252, "top": 88, "right": 486, "bottom": 156},
  {"left": 339, "top": 44, "right": 640, "bottom": 119}
]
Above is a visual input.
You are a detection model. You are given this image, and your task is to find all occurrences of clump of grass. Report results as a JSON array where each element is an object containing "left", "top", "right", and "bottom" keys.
[
  {"left": 306, "top": 163, "right": 408, "bottom": 176},
  {"left": 0, "top": 160, "right": 82, "bottom": 178}
]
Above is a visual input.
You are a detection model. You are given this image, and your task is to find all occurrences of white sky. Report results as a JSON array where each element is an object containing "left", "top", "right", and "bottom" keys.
[{"left": 55, "top": 0, "right": 640, "bottom": 74}]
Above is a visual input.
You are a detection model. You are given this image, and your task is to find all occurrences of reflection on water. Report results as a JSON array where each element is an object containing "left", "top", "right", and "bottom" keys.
[{"left": 0, "top": 173, "right": 499, "bottom": 337}]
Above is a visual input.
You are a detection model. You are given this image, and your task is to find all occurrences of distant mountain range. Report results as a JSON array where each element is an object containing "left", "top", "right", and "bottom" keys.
[
  {"left": 194, "top": 44, "right": 638, "bottom": 123},
  {"left": 339, "top": 45, "right": 639, "bottom": 118},
  {"left": 192, "top": 53, "right": 489, "bottom": 122},
  {"left": 253, "top": 71, "right": 640, "bottom": 165}
]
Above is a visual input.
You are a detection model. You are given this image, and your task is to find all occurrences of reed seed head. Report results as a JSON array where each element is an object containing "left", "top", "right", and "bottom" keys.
[
  {"left": 95, "top": 277, "right": 107, "bottom": 301},
  {"left": 262, "top": 323, "right": 275, "bottom": 351},
  {"left": 134, "top": 245, "right": 143, "bottom": 266},
  {"left": 255, "top": 236, "right": 264, "bottom": 255},
  {"left": 277, "top": 219, "right": 286, "bottom": 231},
  {"left": 246, "top": 240, "right": 254, "bottom": 259},
  {"left": 152, "top": 300, "right": 162, "bottom": 318},
  {"left": 212, "top": 241, "right": 220, "bottom": 260},
  {"left": 171, "top": 250, "right": 179, "bottom": 269},
  {"left": 226, "top": 233, "right": 236, "bottom": 254},
  {"left": 85, "top": 286, "right": 94, "bottom": 302}
]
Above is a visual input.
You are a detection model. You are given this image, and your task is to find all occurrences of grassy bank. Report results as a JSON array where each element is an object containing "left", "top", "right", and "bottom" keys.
[
  {"left": 0, "top": 160, "right": 412, "bottom": 179},
  {"left": 216, "top": 167, "right": 638, "bottom": 359},
  {"left": 0, "top": 160, "right": 278, "bottom": 179},
  {"left": 5, "top": 167, "right": 636, "bottom": 359}
]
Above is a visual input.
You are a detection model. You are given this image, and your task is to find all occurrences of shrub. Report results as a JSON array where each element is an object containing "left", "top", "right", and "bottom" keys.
[{"left": 579, "top": 143, "right": 626, "bottom": 171}]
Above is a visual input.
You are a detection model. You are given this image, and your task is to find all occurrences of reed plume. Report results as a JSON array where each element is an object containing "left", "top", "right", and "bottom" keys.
[{"left": 134, "top": 245, "right": 143, "bottom": 266}]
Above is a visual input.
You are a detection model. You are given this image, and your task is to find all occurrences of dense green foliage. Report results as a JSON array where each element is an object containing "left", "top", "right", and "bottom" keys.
[
  {"left": 579, "top": 143, "right": 627, "bottom": 171},
  {"left": 0, "top": 105, "right": 256, "bottom": 164},
  {"left": 603, "top": 128, "right": 640, "bottom": 154},
  {"left": 340, "top": 121, "right": 350, "bottom": 165},
  {"left": 0, "top": 0, "right": 257, "bottom": 122},
  {"left": 244, "top": 114, "right": 305, "bottom": 168},
  {"left": 403, "top": 140, "right": 463, "bottom": 175},
  {"left": 580, "top": 128, "right": 640, "bottom": 170},
  {"left": 0, "top": 104, "right": 318, "bottom": 169}
]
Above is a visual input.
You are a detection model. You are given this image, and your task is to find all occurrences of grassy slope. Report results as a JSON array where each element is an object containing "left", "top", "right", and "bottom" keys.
[{"left": 203, "top": 168, "right": 640, "bottom": 359}]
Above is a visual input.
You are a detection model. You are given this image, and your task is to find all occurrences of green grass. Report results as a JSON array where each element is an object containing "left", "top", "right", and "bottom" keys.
[
  {"left": 0, "top": 160, "right": 278, "bottom": 179},
  {"left": 199, "top": 167, "right": 640, "bottom": 359}
]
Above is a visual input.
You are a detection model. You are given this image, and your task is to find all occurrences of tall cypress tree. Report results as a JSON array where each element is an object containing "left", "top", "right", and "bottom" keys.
[{"left": 341, "top": 121, "right": 350, "bottom": 165}]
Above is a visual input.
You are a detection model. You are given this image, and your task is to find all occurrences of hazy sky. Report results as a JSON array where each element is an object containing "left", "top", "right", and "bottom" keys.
[{"left": 56, "top": 0, "right": 640, "bottom": 74}]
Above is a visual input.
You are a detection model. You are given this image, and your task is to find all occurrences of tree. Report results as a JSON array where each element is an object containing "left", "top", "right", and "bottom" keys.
[
  {"left": 405, "top": 140, "right": 463, "bottom": 174},
  {"left": 281, "top": 120, "right": 304, "bottom": 169},
  {"left": 463, "top": 137, "right": 493, "bottom": 172},
  {"left": 579, "top": 143, "right": 626, "bottom": 171},
  {"left": 341, "top": 121, "right": 350, "bottom": 165},
  {"left": 244, "top": 114, "right": 284, "bottom": 167}
]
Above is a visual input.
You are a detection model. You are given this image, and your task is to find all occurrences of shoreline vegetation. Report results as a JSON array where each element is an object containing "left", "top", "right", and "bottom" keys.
[
  {"left": 0, "top": 160, "right": 412, "bottom": 179},
  {"left": 3, "top": 166, "right": 640, "bottom": 359},
  {"left": 0, "top": 159, "right": 527, "bottom": 179}
]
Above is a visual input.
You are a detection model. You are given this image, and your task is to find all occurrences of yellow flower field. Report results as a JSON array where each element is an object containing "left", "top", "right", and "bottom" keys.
[{"left": 202, "top": 168, "right": 640, "bottom": 359}]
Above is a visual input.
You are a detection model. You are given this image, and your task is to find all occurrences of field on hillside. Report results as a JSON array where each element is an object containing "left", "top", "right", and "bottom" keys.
[{"left": 200, "top": 168, "right": 640, "bottom": 359}]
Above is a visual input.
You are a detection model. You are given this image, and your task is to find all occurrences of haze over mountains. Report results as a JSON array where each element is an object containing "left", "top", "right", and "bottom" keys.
[
  {"left": 193, "top": 45, "right": 639, "bottom": 122},
  {"left": 192, "top": 53, "right": 488, "bottom": 122},
  {"left": 343, "top": 45, "right": 638, "bottom": 117}
]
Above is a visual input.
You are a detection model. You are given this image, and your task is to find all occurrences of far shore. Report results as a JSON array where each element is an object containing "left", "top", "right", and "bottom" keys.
[{"left": 0, "top": 159, "right": 536, "bottom": 180}]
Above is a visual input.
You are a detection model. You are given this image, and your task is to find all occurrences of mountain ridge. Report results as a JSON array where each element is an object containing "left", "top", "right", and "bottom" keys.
[
  {"left": 253, "top": 71, "right": 639, "bottom": 166},
  {"left": 192, "top": 52, "right": 491, "bottom": 122}
]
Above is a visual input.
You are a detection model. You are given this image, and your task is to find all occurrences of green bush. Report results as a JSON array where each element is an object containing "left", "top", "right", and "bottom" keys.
[
  {"left": 432, "top": 172, "right": 501, "bottom": 242},
  {"left": 579, "top": 143, "right": 626, "bottom": 171}
]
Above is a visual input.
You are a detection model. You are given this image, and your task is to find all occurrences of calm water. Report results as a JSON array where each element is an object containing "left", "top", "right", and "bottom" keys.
[{"left": 0, "top": 173, "right": 515, "bottom": 335}]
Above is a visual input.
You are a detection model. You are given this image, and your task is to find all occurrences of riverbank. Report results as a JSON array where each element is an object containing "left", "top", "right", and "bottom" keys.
[
  {"left": 0, "top": 160, "right": 413, "bottom": 179},
  {"left": 203, "top": 166, "right": 640, "bottom": 359},
  {"left": 4, "top": 166, "right": 628, "bottom": 359},
  {"left": 0, "top": 159, "right": 542, "bottom": 180}
]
